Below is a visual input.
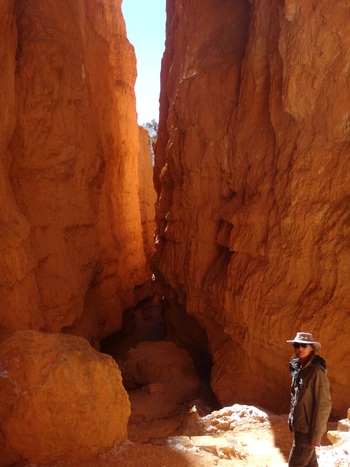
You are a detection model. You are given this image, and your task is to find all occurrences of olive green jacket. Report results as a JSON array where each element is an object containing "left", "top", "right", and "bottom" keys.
[{"left": 288, "top": 355, "right": 332, "bottom": 445}]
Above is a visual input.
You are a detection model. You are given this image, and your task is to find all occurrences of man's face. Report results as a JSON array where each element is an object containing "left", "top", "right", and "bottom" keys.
[{"left": 293, "top": 343, "right": 313, "bottom": 359}]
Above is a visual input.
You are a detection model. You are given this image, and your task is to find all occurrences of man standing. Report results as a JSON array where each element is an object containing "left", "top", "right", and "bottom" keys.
[{"left": 287, "top": 332, "right": 332, "bottom": 467}]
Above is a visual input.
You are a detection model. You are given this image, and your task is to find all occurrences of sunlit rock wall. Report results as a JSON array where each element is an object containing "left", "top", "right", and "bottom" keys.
[
  {"left": 0, "top": 0, "right": 154, "bottom": 345},
  {"left": 153, "top": 0, "right": 350, "bottom": 416}
]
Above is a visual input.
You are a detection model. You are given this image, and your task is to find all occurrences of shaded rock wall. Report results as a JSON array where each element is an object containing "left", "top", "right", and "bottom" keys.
[
  {"left": 153, "top": 0, "right": 350, "bottom": 416},
  {"left": 0, "top": 0, "right": 155, "bottom": 345},
  {"left": 138, "top": 127, "right": 157, "bottom": 272}
]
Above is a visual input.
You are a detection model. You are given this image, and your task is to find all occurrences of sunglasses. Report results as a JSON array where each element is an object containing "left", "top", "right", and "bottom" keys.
[{"left": 293, "top": 343, "right": 309, "bottom": 349}]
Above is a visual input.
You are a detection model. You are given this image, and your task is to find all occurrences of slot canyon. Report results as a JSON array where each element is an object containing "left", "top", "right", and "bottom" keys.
[{"left": 0, "top": 0, "right": 349, "bottom": 466}]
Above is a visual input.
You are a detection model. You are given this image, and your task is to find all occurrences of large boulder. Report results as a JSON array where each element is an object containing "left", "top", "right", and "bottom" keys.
[
  {"left": 0, "top": 330, "right": 130, "bottom": 466},
  {"left": 122, "top": 341, "right": 201, "bottom": 420}
]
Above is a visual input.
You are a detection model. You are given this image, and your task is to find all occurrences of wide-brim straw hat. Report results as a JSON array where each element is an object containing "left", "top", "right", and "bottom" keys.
[{"left": 287, "top": 332, "right": 321, "bottom": 352}]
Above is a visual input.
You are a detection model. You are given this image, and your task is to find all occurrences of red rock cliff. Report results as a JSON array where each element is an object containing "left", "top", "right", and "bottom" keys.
[
  {"left": 0, "top": 0, "right": 155, "bottom": 345},
  {"left": 153, "top": 0, "right": 350, "bottom": 417}
]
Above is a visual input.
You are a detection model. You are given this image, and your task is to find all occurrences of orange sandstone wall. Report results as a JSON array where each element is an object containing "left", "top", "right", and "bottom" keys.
[
  {"left": 153, "top": 0, "right": 350, "bottom": 417},
  {"left": 0, "top": 0, "right": 154, "bottom": 345}
]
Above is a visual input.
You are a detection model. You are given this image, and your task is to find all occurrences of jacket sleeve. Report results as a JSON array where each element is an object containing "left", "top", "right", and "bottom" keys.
[{"left": 310, "top": 367, "right": 332, "bottom": 445}]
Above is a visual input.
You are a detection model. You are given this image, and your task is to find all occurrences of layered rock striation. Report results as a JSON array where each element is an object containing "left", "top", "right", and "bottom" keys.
[
  {"left": 0, "top": 0, "right": 155, "bottom": 345},
  {"left": 153, "top": 0, "right": 350, "bottom": 416}
]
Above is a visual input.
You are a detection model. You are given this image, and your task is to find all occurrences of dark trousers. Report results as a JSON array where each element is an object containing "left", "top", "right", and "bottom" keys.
[{"left": 288, "top": 431, "right": 318, "bottom": 467}]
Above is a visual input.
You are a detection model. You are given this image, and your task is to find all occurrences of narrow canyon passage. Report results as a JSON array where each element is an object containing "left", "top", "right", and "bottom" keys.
[
  {"left": 100, "top": 296, "right": 166, "bottom": 369},
  {"left": 100, "top": 295, "right": 221, "bottom": 443}
]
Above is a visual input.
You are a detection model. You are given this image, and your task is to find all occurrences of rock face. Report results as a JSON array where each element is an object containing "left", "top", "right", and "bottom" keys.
[
  {"left": 0, "top": 0, "right": 155, "bottom": 345},
  {"left": 0, "top": 330, "right": 130, "bottom": 466},
  {"left": 153, "top": 0, "right": 350, "bottom": 417}
]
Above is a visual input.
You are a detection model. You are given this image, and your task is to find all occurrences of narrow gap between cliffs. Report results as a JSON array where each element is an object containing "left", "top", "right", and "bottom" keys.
[
  {"left": 107, "top": 0, "right": 221, "bottom": 443},
  {"left": 100, "top": 296, "right": 220, "bottom": 442}
]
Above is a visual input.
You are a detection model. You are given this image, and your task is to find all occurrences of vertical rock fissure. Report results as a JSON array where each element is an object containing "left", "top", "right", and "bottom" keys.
[{"left": 152, "top": 0, "right": 253, "bottom": 409}]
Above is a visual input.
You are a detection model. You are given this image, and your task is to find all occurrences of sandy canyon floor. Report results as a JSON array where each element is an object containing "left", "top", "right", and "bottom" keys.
[{"left": 19, "top": 404, "right": 342, "bottom": 467}]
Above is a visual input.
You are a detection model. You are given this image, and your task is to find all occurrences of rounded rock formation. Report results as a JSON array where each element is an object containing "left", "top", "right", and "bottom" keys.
[
  {"left": 0, "top": 330, "right": 130, "bottom": 466},
  {"left": 122, "top": 341, "right": 201, "bottom": 420}
]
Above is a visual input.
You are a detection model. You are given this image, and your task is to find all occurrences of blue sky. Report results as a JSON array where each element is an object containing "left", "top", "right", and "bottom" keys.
[{"left": 122, "top": 0, "right": 166, "bottom": 125}]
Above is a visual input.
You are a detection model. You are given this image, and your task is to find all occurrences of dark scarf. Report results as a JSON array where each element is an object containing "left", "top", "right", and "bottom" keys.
[
  {"left": 289, "top": 357, "right": 300, "bottom": 379},
  {"left": 289, "top": 354, "right": 327, "bottom": 379}
]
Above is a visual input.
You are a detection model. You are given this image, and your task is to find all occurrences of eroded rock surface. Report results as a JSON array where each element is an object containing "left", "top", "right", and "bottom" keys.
[
  {"left": 0, "top": 330, "right": 130, "bottom": 466},
  {"left": 153, "top": 0, "right": 350, "bottom": 417}
]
